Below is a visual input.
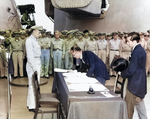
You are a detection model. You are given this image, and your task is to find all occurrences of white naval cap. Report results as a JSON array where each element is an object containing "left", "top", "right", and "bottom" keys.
[{"left": 31, "top": 25, "right": 43, "bottom": 30}]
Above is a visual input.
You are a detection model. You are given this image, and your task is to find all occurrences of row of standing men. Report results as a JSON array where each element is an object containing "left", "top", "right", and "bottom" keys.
[{"left": 0, "top": 29, "right": 150, "bottom": 78}]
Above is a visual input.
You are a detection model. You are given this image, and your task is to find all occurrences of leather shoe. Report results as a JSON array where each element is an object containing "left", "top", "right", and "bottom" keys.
[{"left": 29, "top": 109, "right": 36, "bottom": 112}]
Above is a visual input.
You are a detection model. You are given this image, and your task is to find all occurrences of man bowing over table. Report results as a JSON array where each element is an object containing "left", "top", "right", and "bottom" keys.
[{"left": 72, "top": 46, "right": 110, "bottom": 85}]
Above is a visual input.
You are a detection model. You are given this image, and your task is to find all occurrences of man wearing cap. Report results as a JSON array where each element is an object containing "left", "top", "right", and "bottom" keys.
[
  {"left": 51, "top": 30, "right": 65, "bottom": 69},
  {"left": 85, "top": 35, "right": 98, "bottom": 55},
  {"left": 0, "top": 36, "right": 7, "bottom": 78},
  {"left": 97, "top": 32, "right": 108, "bottom": 64},
  {"left": 10, "top": 31, "right": 25, "bottom": 78},
  {"left": 144, "top": 33, "right": 150, "bottom": 74},
  {"left": 39, "top": 31, "right": 51, "bottom": 78},
  {"left": 74, "top": 32, "right": 86, "bottom": 68},
  {"left": 64, "top": 32, "right": 75, "bottom": 69},
  {"left": 109, "top": 32, "right": 121, "bottom": 76},
  {"left": 26, "top": 25, "right": 43, "bottom": 112},
  {"left": 119, "top": 36, "right": 131, "bottom": 60}
]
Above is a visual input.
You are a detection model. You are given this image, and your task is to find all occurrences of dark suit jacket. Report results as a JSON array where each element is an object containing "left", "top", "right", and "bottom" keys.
[
  {"left": 121, "top": 44, "right": 147, "bottom": 98},
  {"left": 81, "top": 51, "right": 110, "bottom": 80}
]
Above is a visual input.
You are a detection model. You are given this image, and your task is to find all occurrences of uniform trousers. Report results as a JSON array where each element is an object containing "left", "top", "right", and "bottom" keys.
[
  {"left": 12, "top": 51, "right": 23, "bottom": 77},
  {"left": 65, "top": 50, "right": 73, "bottom": 69},
  {"left": 125, "top": 90, "right": 147, "bottom": 119},
  {"left": 146, "top": 51, "right": 150, "bottom": 74},
  {"left": 0, "top": 56, "right": 7, "bottom": 77},
  {"left": 49, "top": 57, "right": 53, "bottom": 74},
  {"left": 121, "top": 51, "right": 131, "bottom": 61},
  {"left": 53, "top": 50, "right": 62, "bottom": 68},
  {"left": 41, "top": 49, "right": 50, "bottom": 77},
  {"left": 26, "top": 59, "right": 41, "bottom": 109},
  {"left": 109, "top": 50, "right": 119, "bottom": 75},
  {"left": 98, "top": 50, "right": 107, "bottom": 64}
]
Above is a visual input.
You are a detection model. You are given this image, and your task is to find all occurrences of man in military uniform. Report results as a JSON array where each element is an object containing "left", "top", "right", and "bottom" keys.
[
  {"left": 74, "top": 32, "right": 86, "bottom": 68},
  {"left": 85, "top": 35, "right": 98, "bottom": 55},
  {"left": 0, "top": 36, "right": 7, "bottom": 78},
  {"left": 51, "top": 30, "right": 65, "bottom": 69},
  {"left": 97, "top": 32, "right": 108, "bottom": 64},
  {"left": 26, "top": 25, "right": 43, "bottom": 112},
  {"left": 64, "top": 32, "right": 75, "bottom": 69},
  {"left": 119, "top": 36, "right": 131, "bottom": 60},
  {"left": 10, "top": 31, "right": 25, "bottom": 78},
  {"left": 109, "top": 32, "right": 121, "bottom": 76},
  {"left": 39, "top": 31, "right": 51, "bottom": 78}
]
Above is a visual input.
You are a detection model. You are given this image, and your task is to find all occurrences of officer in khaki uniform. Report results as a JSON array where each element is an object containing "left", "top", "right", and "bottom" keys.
[
  {"left": 39, "top": 31, "right": 51, "bottom": 78},
  {"left": 0, "top": 36, "right": 7, "bottom": 78},
  {"left": 97, "top": 33, "right": 108, "bottom": 64},
  {"left": 20, "top": 30, "right": 27, "bottom": 76},
  {"left": 45, "top": 32, "right": 53, "bottom": 75},
  {"left": 85, "top": 35, "right": 98, "bottom": 55},
  {"left": 119, "top": 36, "right": 131, "bottom": 60},
  {"left": 145, "top": 33, "right": 150, "bottom": 74},
  {"left": 64, "top": 32, "right": 75, "bottom": 69},
  {"left": 109, "top": 32, "right": 121, "bottom": 76},
  {"left": 74, "top": 32, "right": 86, "bottom": 67},
  {"left": 74, "top": 32, "right": 86, "bottom": 51},
  {"left": 51, "top": 30, "right": 65, "bottom": 69},
  {"left": 10, "top": 32, "right": 25, "bottom": 78}
]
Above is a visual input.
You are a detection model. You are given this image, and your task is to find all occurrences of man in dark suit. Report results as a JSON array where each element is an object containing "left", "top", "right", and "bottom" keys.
[
  {"left": 72, "top": 46, "right": 110, "bottom": 85},
  {"left": 121, "top": 32, "right": 147, "bottom": 119}
]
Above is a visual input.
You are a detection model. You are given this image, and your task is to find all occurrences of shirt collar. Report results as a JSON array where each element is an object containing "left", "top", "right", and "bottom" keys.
[
  {"left": 80, "top": 54, "right": 83, "bottom": 59},
  {"left": 132, "top": 43, "right": 140, "bottom": 51}
]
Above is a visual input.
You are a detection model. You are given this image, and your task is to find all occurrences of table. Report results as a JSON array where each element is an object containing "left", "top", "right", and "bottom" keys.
[{"left": 52, "top": 72, "right": 128, "bottom": 119}]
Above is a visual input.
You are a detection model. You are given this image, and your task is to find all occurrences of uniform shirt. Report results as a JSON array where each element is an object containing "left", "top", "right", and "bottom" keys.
[
  {"left": 119, "top": 41, "right": 131, "bottom": 52},
  {"left": 39, "top": 37, "right": 51, "bottom": 49},
  {"left": 85, "top": 40, "right": 98, "bottom": 54},
  {"left": 51, "top": 38, "right": 65, "bottom": 56},
  {"left": 51, "top": 38, "right": 65, "bottom": 50},
  {"left": 75, "top": 39, "right": 86, "bottom": 51},
  {"left": 147, "top": 39, "right": 150, "bottom": 51},
  {"left": 97, "top": 39, "right": 108, "bottom": 50},
  {"left": 10, "top": 38, "right": 24, "bottom": 53},
  {"left": 26, "top": 35, "right": 41, "bottom": 71},
  {"left": 109, "top": 39, "right": 121, "bottom": 50},
  {"left": 65, "top": 39, "right": 75, "bottom": 51}
]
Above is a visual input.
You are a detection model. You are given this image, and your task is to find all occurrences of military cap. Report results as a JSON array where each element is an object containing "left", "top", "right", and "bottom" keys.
[
  {"left": 0, "top": 30, "right": 6, "bottom": 35},
  {"left": 12, "top": 31, "right": 21, "bottom": 37},
  {"left": 5, "top": 30, "right": 11, "bottom": 34},
  {"left": 147, "top": 30, "right": 150, "bottom": 34},
  {"left": 77, "top": 32, "right": 84, "bottom": 36},
  {"left": 144, "top": 32, "right": 149, "bottom": 37},
  {"left": 61, "top": 30, "right": 68, "bottom": 35},
  {"left": 72, "top": 29, "right": 79, "bottom": 33},
  {"left": 83, "top": 30, "right": 89, "bottom": 33},
  {"left": 46, "top": 31, "right": 51, "bottom": 35},
  {"left": 55, "top": 30, "right": 60, "bottom": 34},
  {"left": 106, "top": 33, "right": 112, "bottom": 37},
  {"left": 89, "top": 31, "right": 95, "bottom": 35},
  {"left": 31, "top": 25, "right": 43, "bottom": 31},
  {"left": 138, "top": 32, "right": 144, "bottom": 35},
  {"left": 112, "top": 32, "right": 118, "bottom": 36}
]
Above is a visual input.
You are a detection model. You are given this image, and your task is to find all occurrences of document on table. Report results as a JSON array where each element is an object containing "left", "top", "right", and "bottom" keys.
[
  {"left": 63, "top": 72, "right": 99, "bottom": 84},
  {"left": 100, "top": 92, "right": 115, "bottom": 98},
  {"left": 68, "top": 84, "right": 109, "bottom": 92}
]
